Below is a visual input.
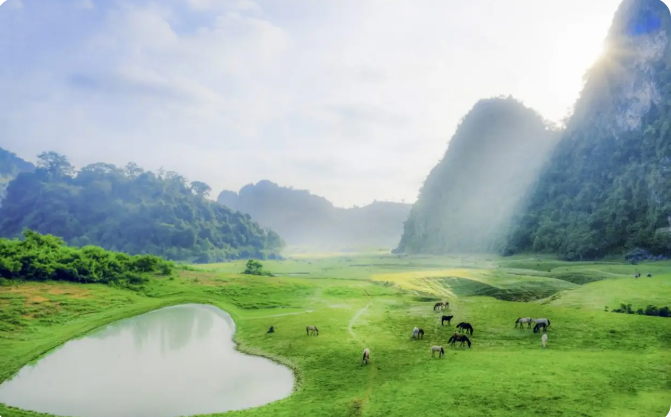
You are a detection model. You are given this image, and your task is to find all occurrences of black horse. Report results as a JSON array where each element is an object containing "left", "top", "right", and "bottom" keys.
[
  {"left": 441, "top": 315, "right": 454, "bottom": 326},
  {"left": 417, "top": 328, "right": 425, "bottom": 339},
  {"left": 456, "top": 322, "right": 474, "bottom": 335},
  {"left": 267, "top": 326, "right": 275, "bottom": 333},
  {"left": 448, "top": 333, "right": 471, "bottom": 348},
  {"left": 533, "top": 323, "right": 548, "bottom": 333}
]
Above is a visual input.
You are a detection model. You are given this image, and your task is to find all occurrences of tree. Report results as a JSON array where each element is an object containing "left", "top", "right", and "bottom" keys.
[
  {"left": 37, "top": 151, "right": 74, "bottom": 177},
  {"left": 191, "top": 181, "right": 212, "bottom": 198},
  {"left": 242, "top": 259, "right": 273, "bottom": 276},
  {"left": 124, "top": 162, "right": 144, "bottom": 179}
]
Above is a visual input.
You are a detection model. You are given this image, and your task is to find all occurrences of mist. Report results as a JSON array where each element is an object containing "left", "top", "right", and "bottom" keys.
[{"left": 396, "top": 97, "right": 560, "bottom": 255}]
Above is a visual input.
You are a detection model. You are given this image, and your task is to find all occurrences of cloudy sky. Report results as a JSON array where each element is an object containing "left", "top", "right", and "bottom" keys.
[{"left": 0, "top": 0, "right": 621, "bottom": 207}]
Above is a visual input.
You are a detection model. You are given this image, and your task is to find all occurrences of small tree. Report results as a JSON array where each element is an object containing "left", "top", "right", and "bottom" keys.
[
  {"left": 242, "top": 259, "right": 273, "bottom": 276},
  {"left": 190, "top": 181, "right": 212, "bottom": 198}
]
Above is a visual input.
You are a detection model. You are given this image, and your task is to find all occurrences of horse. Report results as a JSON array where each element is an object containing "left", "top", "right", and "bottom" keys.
[
  {"left": 434, "top": 302, "right": 447, "bottom": 311},
  {"left": 267, "top": 326, "right": 275, "bottom": 333},
  {"left": 456, "top": 322, "right": 474, "bottom": 335},
  {"left": 532, "top": 318, "right": 550, "bottom": 329},
  {"left": 647, "top": 272, "right": 652, "bottom": 277},
  {"left": 412, "top": 327, "right": 420, "bottom": 339},
  {"left": 441, "top": 315, "right": 454, "bottom": 326},
  {"left": 533, "top": 322, "right": 548, "bottom": 333},
  {"left": 542, "top": 333, "right": 548, "bottom": 348},
  {"left": 448, "top": 333, "right": 471, "bottom": 348},
  {"left": 515, "top": 317, "right": 532, "bottom": 328},
  {"left": 306, "top": 325, "right": 319, "bottom": 336},
  {"left": 431, "top": 346, "right": 445, "bottom": 358},
  {"left": 417, "top": 328, "right": 425, "bottom": 339},
  {"left": 362, "top": 348, "right": 370, "bottom": 365}
]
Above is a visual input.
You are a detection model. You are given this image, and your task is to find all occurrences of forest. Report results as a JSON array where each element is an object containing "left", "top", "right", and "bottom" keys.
[
  {"left": 0, "top": 152, "right": 284, "bottom": 262},
  {"left": 0, "top": 229, "right": 173, "bottom": 287},
  {"left": 0, "top": 147, "right": 34, "bottom": 206},
  {"left": 503, "top": 0, "right": 671, "bottom": 260}
]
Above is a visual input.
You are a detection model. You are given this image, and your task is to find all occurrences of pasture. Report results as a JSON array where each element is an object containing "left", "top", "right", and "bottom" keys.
[{"left": 1, "top": 253, "right": 670, "bottom": 417}]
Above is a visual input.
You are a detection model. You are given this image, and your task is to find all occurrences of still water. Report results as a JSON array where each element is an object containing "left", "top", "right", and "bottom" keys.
[{"left": 0, "top": 304, "right": 294, "bottom": 417}]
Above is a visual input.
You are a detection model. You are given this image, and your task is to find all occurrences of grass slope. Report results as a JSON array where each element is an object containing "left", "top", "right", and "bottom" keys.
[{"left": 1, "top": 254, "right": 670, "bottom": 417}]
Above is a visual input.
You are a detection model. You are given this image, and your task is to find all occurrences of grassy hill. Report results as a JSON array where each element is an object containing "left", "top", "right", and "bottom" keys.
[{"left": 2, "top": 251, "right": 669, "bottom": 417}]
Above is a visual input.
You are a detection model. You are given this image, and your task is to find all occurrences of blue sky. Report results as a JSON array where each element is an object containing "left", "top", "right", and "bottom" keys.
[{"left": 0, "top": 0, "right": 622, "bottom": 206}]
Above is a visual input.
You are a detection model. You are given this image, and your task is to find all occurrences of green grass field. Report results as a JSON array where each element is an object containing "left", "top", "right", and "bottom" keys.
[{"left": 1, "top": 253, "right": 670, "bottom": 417}]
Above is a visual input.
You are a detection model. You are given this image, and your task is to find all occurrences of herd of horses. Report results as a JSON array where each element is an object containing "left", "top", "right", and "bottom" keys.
[{"left": 298, "top": 302, "right": 551, "bottom": 365}]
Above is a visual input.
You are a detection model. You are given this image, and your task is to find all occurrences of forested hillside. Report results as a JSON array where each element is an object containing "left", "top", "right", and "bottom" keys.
[
  {"left": 395, "top": 97, "right": 558, "bottom": 254},
  {"left": 0, "top": 147, "right": 34, "bottom": 206},
  {"left": 505, "top": 0, "right": 671, "bottom": 260},
  {"left": 218, "top": 180, "right": 411, "bottom": 249},
  {"left": 0, "top": 152, "right": 284, "bottom": 262}
]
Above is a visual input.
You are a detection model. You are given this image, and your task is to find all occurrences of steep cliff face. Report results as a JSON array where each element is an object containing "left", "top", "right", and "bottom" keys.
[
  {"left": 217, "top": 180, "right": 411, "bottom": 249},
  {"left": 506, "top": 0, "right": 671, "bottom": 260},
  {"left": 395, "top": 97, "right": 558, "bottom": 254}
]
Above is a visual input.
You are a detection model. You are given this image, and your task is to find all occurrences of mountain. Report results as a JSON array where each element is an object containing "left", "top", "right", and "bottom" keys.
[
  {"left": 0, "top": 147, "right": 35, "bottom": 205},
  {"left": 217, "top": 180, "right": 411, "bottom": 249},
  {"left": 0, "top": 152, "right": 284, "bottom": 262},
  {"left": 505, "top": 0, "right": 671, "bottom": 260},
  {"left": 395, "top": 97, "right": 559, "bottom": 254}
]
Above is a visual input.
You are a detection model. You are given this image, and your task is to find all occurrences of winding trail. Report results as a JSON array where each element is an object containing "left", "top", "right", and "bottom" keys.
[{"left": 347, "top": 302, "right": 377, "bottom": 411}]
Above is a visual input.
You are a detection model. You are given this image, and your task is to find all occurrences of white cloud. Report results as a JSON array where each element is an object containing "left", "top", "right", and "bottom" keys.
[{"left": 0, "top": 0, "right": 622, "bottom": 207}]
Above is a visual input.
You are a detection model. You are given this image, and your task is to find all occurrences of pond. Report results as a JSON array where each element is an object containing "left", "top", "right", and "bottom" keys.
[{"left": 0, "top": 304, "right": 294, "bottom": 417}]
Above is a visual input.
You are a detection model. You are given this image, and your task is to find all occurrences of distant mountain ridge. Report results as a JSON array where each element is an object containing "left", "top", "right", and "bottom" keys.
[{"left": 217, "top": 180, "right": 411, "bottom": 249}]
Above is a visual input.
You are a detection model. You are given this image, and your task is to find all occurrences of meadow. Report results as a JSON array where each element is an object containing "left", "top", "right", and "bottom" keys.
[{"left": 1, "top": 252, "right": 670, "bottom": 417}]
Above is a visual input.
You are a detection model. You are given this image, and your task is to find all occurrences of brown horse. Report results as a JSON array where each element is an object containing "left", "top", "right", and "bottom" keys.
[
  {"left": 306, "top": 325, "right": 319, "bottom": 336},
  {"left": 434, "top": 301, "right": 449, "bottom": 311},
  {"left": 448, "top": 333, "right": 471, "bottom": 348}
]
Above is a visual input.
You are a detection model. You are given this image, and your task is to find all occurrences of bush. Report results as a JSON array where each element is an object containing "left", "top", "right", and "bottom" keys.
[
  {"left": 612, "top": 302, "right": 670, "bottom": 318},
  {"left": 242, "top": 259, "right": 274, "bottom": 276},
  {"left": 0, "top": 230, "right": 174, "bottom": 287}
]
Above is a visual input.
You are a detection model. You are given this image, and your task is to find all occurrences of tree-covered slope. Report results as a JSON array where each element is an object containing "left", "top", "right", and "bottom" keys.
[
  {"left": 0, "top": 147, "right": 34, "bottom": 205},
  {"left": 505, "top": 0, "right": 671, "bottom": 260},
  {"left": 217, "top": 180, "right": 411, "bottom": 249},
  {"left": 395, "top": 97, "right": 558, "bottom": 254},
  {"left": 0, "top": 152, "right": 284, "bottom": 262}
]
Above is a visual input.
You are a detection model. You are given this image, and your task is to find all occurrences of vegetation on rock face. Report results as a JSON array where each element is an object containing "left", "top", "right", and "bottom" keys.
[
  {"left": 218, "top": 180, "right": 411, "bottom": 249},
  {"left": 395, "top": 97, "right": 558, "bottom": 255},
  {"left": 0, "top": 147, "right": 34, "bottom": 206},
  {"left": 0, "top": 230, "right": 173, "bottom": 287},
  {"left": 504, "top": 0, "right": 671, "bottom": 260},
  {"left": 0, "top": 152, "right": 284, "bottom": 262}
]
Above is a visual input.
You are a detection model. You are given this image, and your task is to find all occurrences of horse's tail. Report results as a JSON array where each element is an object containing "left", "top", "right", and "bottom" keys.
[
  {"left": 440, "top": 347, "right": 444, "bottom": 355},
  {"left": 547, "top": 319, "right": 551, "bottom": 327},
  {"left": 362, "top": 350, "right": 366, "bottom": 360},
  {"left": 306, "top": 327, "right": 309, "bottom": 335}
]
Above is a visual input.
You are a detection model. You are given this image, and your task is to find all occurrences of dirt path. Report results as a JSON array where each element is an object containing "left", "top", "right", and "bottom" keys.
[
  {"left": 347, "top": 303, "right": 371, "bottom": 342},
  {"left": 347, "top": 303, "right": 376, "bottom": 411}
]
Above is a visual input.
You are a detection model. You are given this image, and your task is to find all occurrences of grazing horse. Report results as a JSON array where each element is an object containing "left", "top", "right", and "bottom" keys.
[
  {"left": 532, "top": 318, "right": 550, "bottom": 329},
  {"left": 267, "top": 326, "right": 275, "bottom": 333},
  {"left": 456, "top": 322, "right": 474, "bottom": 335},
  {"left": 362, "top": 348, "right": 370, "bottom": 364},
  {"left": 434, "top": 302, "right": 448, "bottom": 311},
  {"left": 542, "top": 333, "right": 548, "bottom": 348},
  {"left": 412, "top": 327, "right": 420, "bottom": 339},
  {"left": 306, "top": 325, "right": 319, "bottom": 336},
  {"left": 441, "top": 315, "right": 454, "bottom": 326},
  {"left": 448, "top": 333, "right": 471, "bottom": 348},
  {"left": 515, "top": 317, "right": 532, "bottom": 328},
  {"left": 431, "top": 346, "right": 445, "bottom": 358},
  {"left": 533, "top": 322, "right": 548, "bottom": 333},
  {"left": 417, "top": 328, "right": 425, "bottom": 339}
]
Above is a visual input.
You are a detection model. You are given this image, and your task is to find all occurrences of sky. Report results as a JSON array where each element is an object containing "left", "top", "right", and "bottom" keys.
[{"left": 0, "top": 0, "right": 622, "bottom": 207}]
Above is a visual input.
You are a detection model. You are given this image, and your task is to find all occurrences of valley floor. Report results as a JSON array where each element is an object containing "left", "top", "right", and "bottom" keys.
[{"left": 1, "top": 253, "right": 670, "bottom": 417}]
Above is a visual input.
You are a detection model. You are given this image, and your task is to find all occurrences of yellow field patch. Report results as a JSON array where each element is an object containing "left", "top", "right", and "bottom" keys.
[{"left": 371, "top": 269, "right": 484, "bottom": 297}]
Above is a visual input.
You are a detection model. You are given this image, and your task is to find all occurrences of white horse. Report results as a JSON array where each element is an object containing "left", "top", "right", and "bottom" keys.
[
  {"left": 542, "top": 333, "right": 548, "bottom": 348},
  {"left": 431, "top": 346, "right": 445, "bottom": 358},
  {"left": 362, "top": 348, "right": 370, "bottom": 365},
  {"left": 515, "top": 317, "right": 532, "bottom": 328},
  {"left": 412, "top": 327, "right": 419, "bottom": 339}
]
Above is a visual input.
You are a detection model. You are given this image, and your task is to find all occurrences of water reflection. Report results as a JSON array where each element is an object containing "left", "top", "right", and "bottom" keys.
[{"left": 0, "top": 304, "right": 294, "bottom": 417}]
